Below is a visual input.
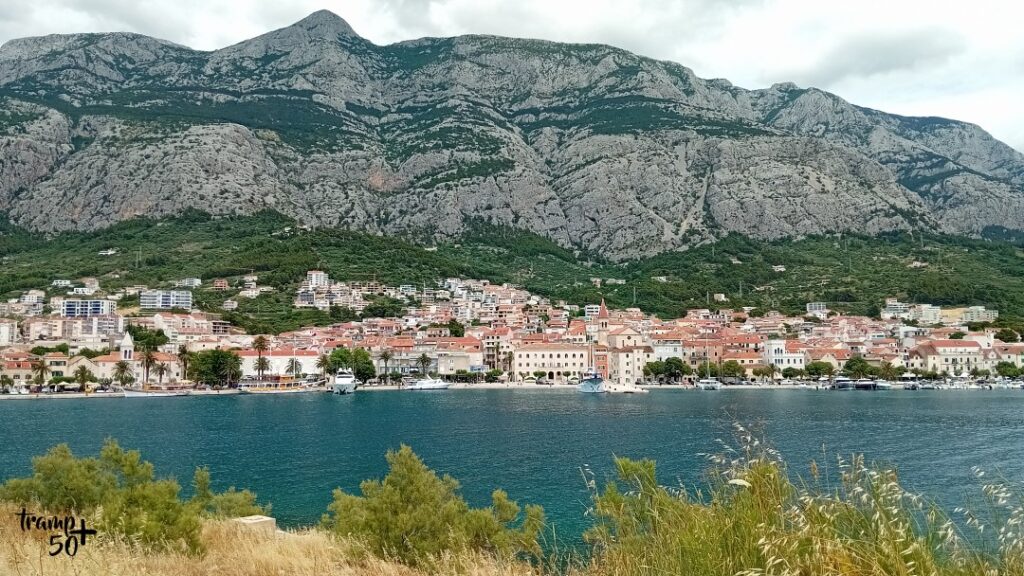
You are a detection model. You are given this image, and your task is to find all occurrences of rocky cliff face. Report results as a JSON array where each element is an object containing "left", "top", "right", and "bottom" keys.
[{"left": 1, "top": 10, "right": 1022, "bottom": 260}]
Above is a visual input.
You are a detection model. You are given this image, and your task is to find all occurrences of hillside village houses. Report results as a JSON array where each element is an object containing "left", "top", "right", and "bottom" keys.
[{"left": 0, "top": 268, "right": 1022, "bottom": 392}]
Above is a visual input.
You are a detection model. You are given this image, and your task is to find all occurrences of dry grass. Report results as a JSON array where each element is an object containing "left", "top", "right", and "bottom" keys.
[{"left": 0, "top": 506, "right": 536, "bottom": 576}]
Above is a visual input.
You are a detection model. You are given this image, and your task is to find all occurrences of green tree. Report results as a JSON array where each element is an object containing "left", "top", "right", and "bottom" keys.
[
  {"left": 253, "top": 335, "right": 269, "bottom": 378},
  {"left": 140, "top": 349, "right": 157, "bottom": 385},
  {"left": 285, "top": 358, "right": 302, "bottom": 376},
  {"left": 190, "top": 350, "right": 242, "bottom": 387},
  {"left": 877, "top": 362, "right": 899, "bottom": 381},
  {"left": 126, "top": 325, "right": 170, "bottom": 350},
  {"left": 316, "top": 354, "right": 331, "bottom": 378},
  {"left": 155, "top": 362, "right": 170, "bottom": 386},
  {"left": 350, "top": 348, "right": 377, "bottom": 382},
  {"left": 30, "top": 358, "right": 49, "bottom": 387},
  {"left": 804, "top": 361, "right": 835, "bottom": 378},
  {"left": 843, "top": 356, "right": 875, "bottom": 379},
  {"left": 949, "top": 332, "right": 966, "bottom": 340},
  {"left": 73, "top": 365, "right": 94, "bottom": 389},
  {"left": 255, "top": 356, "right": 270, "bottom": 378},
  {"left": 114, "top": 360, "right": 134, "bottom": 386},
  {"left": 362, "top": 296, "right": 405, "bottom": 319},
  {"left": 322, "top": 445, "right": 544, "bottom": 566},
  {"left": 417, "top": 353, "right": 432, "bottom": 375},
  {"left": 996, "top": 328, "right": 1020, "bottom": 343},
  {"left": 720, "top": 360, "right": 746, "bottom": 379},
  {"left": 0, "top": 440, "right": 267, "bottom": 553},
  {"left": 177, "top": 345, "right": 192, "bottom": 381},
  {"left": 379, "top": 350, "right": 393, "bottom": 383},
  {"left": 447, "top": 318, "right": 466, "bottom": 337},
  {"left": 663, "top": 357, "right": 691, "bottom": 381},
  {"left": 328, "top": 304, "right": 358, "bottom": 322},
  {"left": 995, "top": 361, "right": 1021, "bottom": 378},
  {"left": 781, "top": 367, "right": 803, "bottom": 379}
]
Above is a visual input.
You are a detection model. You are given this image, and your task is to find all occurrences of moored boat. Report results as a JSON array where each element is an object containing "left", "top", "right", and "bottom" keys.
[
  {"left": 833, "top": 376, "right": 853, "bottom": 390},
  {"left": 238, "top": 377, "right": 317, "bottom": 394},
  {"left": 697, "top": 378, "right": 722, "bottom": 390},
  {"left": 332, "top": 369, "right": 357, "bottom": 395},
  {"left": 122, "top": 388, "right": 190, "bottom": 398},
  {"left": 405, "top": 377, "right": 449, "bottom": 391},
  {"left": 578, "top": 370, "right": 606, "bottom": 394},
  {"left": 605, "top": 383, "right": 649, "bottom": 394}
]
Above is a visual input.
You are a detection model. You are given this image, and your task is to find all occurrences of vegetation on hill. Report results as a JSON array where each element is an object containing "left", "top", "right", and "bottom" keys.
[{"left": 2, "top": 211, "right": 1024, "bottom": 333}]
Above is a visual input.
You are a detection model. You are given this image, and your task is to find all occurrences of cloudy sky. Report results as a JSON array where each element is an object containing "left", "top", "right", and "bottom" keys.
[{"left": 2, "top": 0, "right": 1022, "bottom": 151}]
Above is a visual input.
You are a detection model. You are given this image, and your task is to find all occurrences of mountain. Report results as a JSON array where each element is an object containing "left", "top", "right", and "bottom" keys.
[{"left": 1, "top": 10, "right": 1023, "bottom": 260}]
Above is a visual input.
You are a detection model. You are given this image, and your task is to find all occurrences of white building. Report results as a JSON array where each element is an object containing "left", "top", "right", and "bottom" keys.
[
  {"left": 306, "top": 270, "right": 329, "bottom": 288},
  {"left": 763, "top": 339, "right": 805, "bottom": 371},
  {"left": 61, "top": 299, "right": 117, "bottom": 317},
  {"left": 0, "top": 320, "right": 17, "bottom": 346},
  {"left": 174, "top": 278, "right": 202, "bottom": 288},
  {"left": 140, "top": 290, "right": 193, "bottom": 311}
]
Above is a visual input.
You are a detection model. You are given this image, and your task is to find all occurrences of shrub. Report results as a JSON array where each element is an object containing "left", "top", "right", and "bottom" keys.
[
  {"left": 0, "top": 439, "right": 265, "bottom": 553},
  {"left": 322, "top": 445, "right": 544, "bottom": 566}
]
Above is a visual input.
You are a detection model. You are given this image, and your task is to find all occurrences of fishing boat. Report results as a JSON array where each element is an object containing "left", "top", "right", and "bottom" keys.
[
  {"left": 405, "top": 377, "right": 449, "bottom": 391},
  {"left": 332, "top": 369, "right": 357, "bottom": 395},
  {"left": 874, "top": 380, "right": 894, "bottom": 390},
  {"left": 697, "top": 378, "right": 722, "bottom": 390},
  {"left": 578, "top": 369, "right": 606, "bottom": 394}
]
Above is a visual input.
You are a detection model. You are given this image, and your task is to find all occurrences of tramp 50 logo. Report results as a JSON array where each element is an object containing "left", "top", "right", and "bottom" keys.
[{"left": 15, "top": 507, "right": 98, "bottom": 557}]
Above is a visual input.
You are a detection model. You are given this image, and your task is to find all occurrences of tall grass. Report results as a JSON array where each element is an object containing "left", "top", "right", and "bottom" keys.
[
  {"left": 0, "top": 507, "right": 536, "bottom": 576},
  {"left": 581, "top": 424, "right": 1024, "bottom": 576}
]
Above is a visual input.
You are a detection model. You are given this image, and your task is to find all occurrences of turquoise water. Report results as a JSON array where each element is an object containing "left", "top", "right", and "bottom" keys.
[{"left": 2, "top": 389, "right": 1024, "bottom": 543}]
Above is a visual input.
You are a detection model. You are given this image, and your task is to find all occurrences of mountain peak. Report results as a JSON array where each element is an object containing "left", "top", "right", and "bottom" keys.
[{"left": 290, "top": 10, "right": 358, "bottom": 38}]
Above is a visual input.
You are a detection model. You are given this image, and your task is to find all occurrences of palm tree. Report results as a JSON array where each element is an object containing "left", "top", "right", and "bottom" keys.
[
  {"left": 417, "top": 353, "right": 432, "bottom": 376},
  {"left": 73, "top": 365, "right": 93, "bottom": 390},
  {"left": 253, "top": 336, "right": 269, "bottom": 378},
  {"left": 316, "top": 354, "right": 331, "bottom": 378},
  {"left": 503, "top": 351, "right": 514, "bottom": 374},
  {"left": 177, "top": 345, "right": 192, "bottom": 380},
  {"left": 255, "top": 357, "right": 270, "bottom": 379},
  {"left": 379, "top": 350, "right": 393, "bottom": 383},
  {"left": 878, "top": 362, "right": 899, "bottom": 381},
  {"left": 113, "top": 360, "right": 134, "bottom": 387},
  {"left": 286, "top": 358, "right": 302, "bottom": 376},
  {"left": 220, "top": 354, "right": 243, "bottom": 387},
  {"left": 768, "top": 363, "right": 779, "bottom": 382},
  {"left": 30, "top": 358, "right": 50, "bottom": 387},
  {"left": 0, "top": 374, "right": 12, "bottom": 394},
  {"left": 155, "top": 363, "right": 169, "bottom": 387},
  {"left": 140, "top": 348, "right": 157, "bottom": 385}
]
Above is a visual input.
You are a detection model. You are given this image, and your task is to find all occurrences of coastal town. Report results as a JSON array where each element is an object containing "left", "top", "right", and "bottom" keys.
[{"left": 0, "top": 267, "right": 1021, "bottom": 395}]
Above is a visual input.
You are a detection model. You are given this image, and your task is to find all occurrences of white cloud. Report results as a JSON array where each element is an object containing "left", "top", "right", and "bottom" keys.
[{"left": 0, "top": 0, "right": 1021, "bottom": 151}]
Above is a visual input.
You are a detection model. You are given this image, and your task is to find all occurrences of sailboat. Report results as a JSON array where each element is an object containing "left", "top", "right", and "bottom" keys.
[
  {"left": 578, "top": 342, "right": 607, "bottom": 393},
  {"left": 697, "top": 327, "right": 721, "bottom": 390}
]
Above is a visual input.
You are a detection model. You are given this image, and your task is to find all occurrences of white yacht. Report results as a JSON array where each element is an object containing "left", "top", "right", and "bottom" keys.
[
  {"left": 332, "top": 369, "right": 357, "bottom": 395},
  {"left": 697, "top": 378, "right": 722, "bottom": 390},
  {"left": 405, "top": 377, "right": 449, "bottom": 391},
  {"left": 578, "top": 370, "right": 606, "bottom": 394}
]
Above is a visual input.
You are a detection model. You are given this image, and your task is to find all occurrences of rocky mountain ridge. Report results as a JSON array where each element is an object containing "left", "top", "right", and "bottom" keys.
[{"left": 1, "top": 10, "right": 1023, "bottom": 260}]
